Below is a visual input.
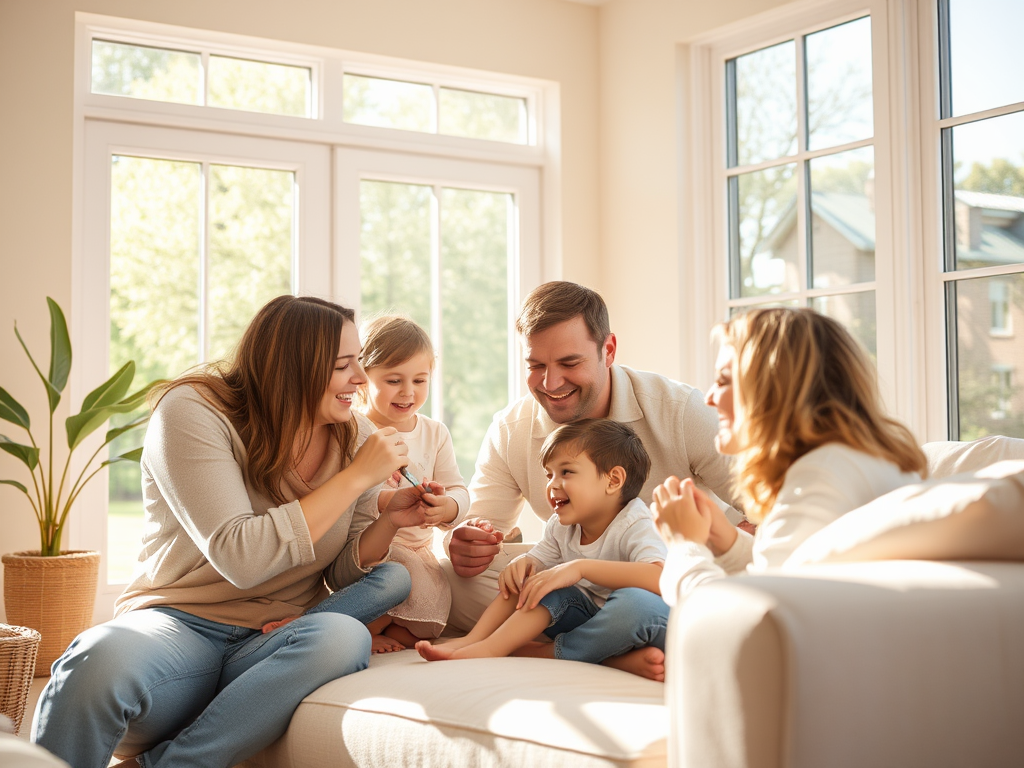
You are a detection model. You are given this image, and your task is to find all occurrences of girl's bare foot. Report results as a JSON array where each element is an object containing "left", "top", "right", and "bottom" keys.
[
  {"left": 383, "top": 622, "right": 421, "bottom": 649},
  {"left": 415, "top": 640, "right": 458, "bottom": 661},
  {"left": 602, "top": 647, "right": 666, "bottom": 682},
  {"left": 371, "top": 634, "right": 405, "bottom": 654}
]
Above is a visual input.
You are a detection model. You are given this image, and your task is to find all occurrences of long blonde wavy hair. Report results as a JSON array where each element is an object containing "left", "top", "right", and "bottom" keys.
[
  {"left": 150, "top": 295, "right": 359, "bottom": 505},
  {"left": 720, "top": 308, "right": 926, "bottom": 522}
]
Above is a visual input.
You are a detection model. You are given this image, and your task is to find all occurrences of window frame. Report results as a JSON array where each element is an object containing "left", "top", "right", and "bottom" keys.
[
  {"left": 70, "top": 13, "right": 561, "bottom": 617},
  {"left": 682, "top": 0, "right": 932, "bottom": 439}
]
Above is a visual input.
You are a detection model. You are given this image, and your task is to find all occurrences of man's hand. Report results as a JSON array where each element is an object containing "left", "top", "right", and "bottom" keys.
[
  {"left": 498, "top": 554, "right": 539, "bottom": 599},
  {"left": 449, "top": 518, "right": 505, "bottom": 578},
  {"left": 517, "top": 560, "right": 584, "bottom": 610}
]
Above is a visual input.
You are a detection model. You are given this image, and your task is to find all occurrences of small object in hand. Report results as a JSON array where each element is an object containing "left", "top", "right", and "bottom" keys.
[
  {"left": 399, "top": 466, "right": 424, "bottom": 489},
  {"left": 504, "top": 526, "right": 523, "bottom": 544}
]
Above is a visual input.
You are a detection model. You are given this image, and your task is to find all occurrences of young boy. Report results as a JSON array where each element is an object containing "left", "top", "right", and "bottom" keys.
[{"left": 416, "top": 418, "right": 668, "bottom": 664}]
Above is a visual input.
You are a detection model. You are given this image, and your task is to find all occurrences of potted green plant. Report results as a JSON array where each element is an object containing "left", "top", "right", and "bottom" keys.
[{"left": 1, "top": 297, "right": 157, "bottom": 670}]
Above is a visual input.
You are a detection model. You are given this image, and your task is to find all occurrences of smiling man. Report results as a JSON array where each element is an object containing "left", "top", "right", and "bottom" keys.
[{"left": 443, "top": 282, "right": 740, "bottom": 678}]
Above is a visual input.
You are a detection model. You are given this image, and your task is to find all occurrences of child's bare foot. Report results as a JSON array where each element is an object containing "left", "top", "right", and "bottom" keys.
[
  {"left": 371, "top": 634, "right": 405, "bottom": 654},
  {"left": 416, "top": 640, "right": 459, "bottom": 661},
  {"left": 602, "top": 647, "right": 666, "bottom": 682},
  {"left": 383, "top": 623, "right": 421, "bottom": 649}
]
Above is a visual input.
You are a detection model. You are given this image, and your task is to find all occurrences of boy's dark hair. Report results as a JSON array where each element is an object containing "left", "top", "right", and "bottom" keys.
[
  {"left": 540, "top": 418, "right": 651, "bottom": 504},
  {"left": 515, "top": 281, "right": 611, "bottom": 350}
]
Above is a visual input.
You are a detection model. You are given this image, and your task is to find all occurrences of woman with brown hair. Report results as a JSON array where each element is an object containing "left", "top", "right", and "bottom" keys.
[
  {"left": 653, "top": 307, "right": 927, "bottom": 603},
  {"left": 32, "top": 295, "right": 446, "bottom": 768}
]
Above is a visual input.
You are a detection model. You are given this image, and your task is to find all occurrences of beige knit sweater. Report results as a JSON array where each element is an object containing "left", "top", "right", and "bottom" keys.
[{"left": 114, "top": 386, "right": 383, "bottom": 629}]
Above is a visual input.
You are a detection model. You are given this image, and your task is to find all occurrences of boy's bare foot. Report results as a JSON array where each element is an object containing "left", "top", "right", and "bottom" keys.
[
  {"left": 415, "top": 640, "right": 458, "bottom": 661},
  {"left": 371, "top": 634, "right": 405, "bottom": 654},
  {"left": 602, "top": 647, "right": 666, "bottom": 681}
]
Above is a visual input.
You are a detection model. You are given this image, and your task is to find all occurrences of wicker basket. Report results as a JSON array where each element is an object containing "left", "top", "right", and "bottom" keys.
[
  {"left": 0, "top": 623, "right": 42, "bottom": 734},
  {"left": 2, "top": 550, "right": 100, "bottom": 675}
]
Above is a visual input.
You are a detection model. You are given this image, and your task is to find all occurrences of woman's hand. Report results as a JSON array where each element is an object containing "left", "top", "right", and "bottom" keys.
[
  {"left": 348, "top": 427, "right": 409, "bottom": 488},
  {"left": 517, "top": 560, "right": 584, "bottom": 610},
  {"left": 381, "top": 486, "right": 429, "bottom": 529},
  {"left": 652, "top": 476, "right": 714, "bottom": 545},
  {"left": 498, "top": 554, "right": 538, "bottom": 599}
]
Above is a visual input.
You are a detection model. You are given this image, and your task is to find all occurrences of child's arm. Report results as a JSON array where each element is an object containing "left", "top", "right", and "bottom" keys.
[
  {"left": 517, "top": 559, "right": 663, "bottom": 610},
  {"left": 498, "top": 554, "right": 543, "bottom": 599}
]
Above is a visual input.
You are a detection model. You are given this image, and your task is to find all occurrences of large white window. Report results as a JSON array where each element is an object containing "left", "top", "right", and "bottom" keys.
[
  {"left": 685, "top": 0, "right": 1024, "bottom": 445},
  {"left": 72, "top": 14, "right": 557, "bottom": 620}
]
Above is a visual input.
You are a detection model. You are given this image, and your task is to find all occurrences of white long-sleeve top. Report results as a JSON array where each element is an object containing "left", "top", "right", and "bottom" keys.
[{"left": 659, "top": 443, "right": 920, "bottom": 606}]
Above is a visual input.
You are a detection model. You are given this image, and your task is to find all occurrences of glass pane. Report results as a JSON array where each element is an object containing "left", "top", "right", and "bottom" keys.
[
  {"left": 809, "top": 147, "right": 876, "bottom": 287},
  {"left": 207, "top": 165, "right": 295, "bottom": 362},
  {"left": 439, "top": 88, "right": 527, "bottom": 144},
  {"left": 806, "top": 17, "right": 873, "bottom": 150},
  {"left": 343, "top": 74, "right": 433, "bottom": 132},
  {"left": 953, "top": 273, "right": 1024, "bottom": 440},
  {"left": 733, "top": 41, "right": 797, "bottom": 166},
  {"left": 440, "top": 189, "right": 511, "bottom": 481},
  {"left": 208, "top": 56, "right": 311, "bottom": 117},
  {"left": 949, "top": 0, "right": 1024, "bottom": 117},
  {"left": 951, "top": 111, "right": 1024, "bottom": 270},
  {"left": 728, "top": 299, "right": 801, "bottom": 318},
  {"left": 91, "top": 40, "right": 201, "bottom": 105},
  {"left": 108, "top": 155, "right": 202, "bottom": 582},
  {"left": 811, "top": 290, "right": 877, "bottom": 360},
  {"left": 359, "top": 180, "right": 433, "bottom": 328},
  {"left": 734, "top": 163, "right": 799, "bottom": 297}
]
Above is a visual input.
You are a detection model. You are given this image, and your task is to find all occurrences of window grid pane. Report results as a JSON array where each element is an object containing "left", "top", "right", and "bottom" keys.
[{"left": 725, "top": 17, "right": 875, "bottom": 356}]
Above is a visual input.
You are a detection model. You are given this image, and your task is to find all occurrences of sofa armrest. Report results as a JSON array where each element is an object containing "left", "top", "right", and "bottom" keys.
[{"left": 667, "top": 561, "right": 1024, "bottom": 768}]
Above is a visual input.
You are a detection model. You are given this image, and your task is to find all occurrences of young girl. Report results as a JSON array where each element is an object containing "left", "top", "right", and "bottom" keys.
[
  {"left": 653, "top": 307, "right": 928, "bottom": 603},
  {"left": 359, "top": 315, "right": 470, "bottom": 650}
]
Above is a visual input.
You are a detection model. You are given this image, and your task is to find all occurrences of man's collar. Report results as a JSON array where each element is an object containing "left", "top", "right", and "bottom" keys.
[{"left": 531, "top": 364, "right": 641, "bottom": 441}]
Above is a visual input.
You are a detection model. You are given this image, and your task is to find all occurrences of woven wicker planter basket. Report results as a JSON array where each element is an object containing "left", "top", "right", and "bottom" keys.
[
  {"left": 2, "top": 550, "right": 100, "bottom": 676},
  {"left": 0, "top": 623, "right": 42, "bottom": 734}
]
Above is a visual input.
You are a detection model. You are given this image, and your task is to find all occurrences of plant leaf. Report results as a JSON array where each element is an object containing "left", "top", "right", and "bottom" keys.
[
  {"left": 101, "top": 446, "right": 144, "bottom": 467},
  {"left": 115, "top": 379, "right": 161, "bottom": 411},
  {"left": 14, "top": 321, "right": 62, "bottom": 413},
  {"left": 1, "top": 478, "right": 29, "bottom": 494},
  {"left": 66, "top": 398, "right": 151, "bottom": 451},
  {"left": 104, "top": 414, "right": 150, "bottom": 446},
  {"left": 0, "top": 387, "right": 30, "bottom": 429},
  {"left": 0, "top": 435, "right": 39, "bottom": 470},
  {"left": 81, "top": 361, "right": 134, "bottom": 412},
  {"left": 46, "top": 297, "right": 72, "bottom": 402}
]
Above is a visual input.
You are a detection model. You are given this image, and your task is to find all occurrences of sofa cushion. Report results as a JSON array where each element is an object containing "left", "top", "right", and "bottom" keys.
[
  {"left": 241, "top": 650, "right": 668, "bottom": 768},
  {"left": 786, "top": 460, "right": 1024, "bottom": 566},
  {"left": 924, "top": 435, "right": 1024, "bottom": 478}
]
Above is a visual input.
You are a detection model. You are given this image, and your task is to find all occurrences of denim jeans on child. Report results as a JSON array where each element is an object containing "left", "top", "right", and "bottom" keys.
[
  {"left": 539, "top": 585, "right": 668, "bottom": 663},
  {"left": 32, "top": 562, "right": 410, "bottom": 768}
]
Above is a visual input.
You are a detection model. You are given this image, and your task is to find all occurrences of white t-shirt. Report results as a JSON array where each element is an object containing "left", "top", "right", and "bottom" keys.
[{"left": 527, "top": 497, "right": 667, "bottom": 606}]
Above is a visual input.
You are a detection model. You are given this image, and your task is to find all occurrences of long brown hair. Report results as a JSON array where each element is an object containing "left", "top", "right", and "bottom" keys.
[
  {"left": 151, "top": 295, "right": 358, "bottom": 504},
  {"left": 720, "top": 308, "right": 927, "bottom": 522}
]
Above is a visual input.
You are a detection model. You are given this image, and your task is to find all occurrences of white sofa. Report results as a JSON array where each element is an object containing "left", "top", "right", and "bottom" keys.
[{"left": 240, "top": 437, "right": 1024, "bottom": 768}]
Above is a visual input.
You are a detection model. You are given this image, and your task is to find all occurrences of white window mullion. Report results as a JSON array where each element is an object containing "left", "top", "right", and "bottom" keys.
[{"left": 430, "top": 183, "right": 443, "bottom": 422}]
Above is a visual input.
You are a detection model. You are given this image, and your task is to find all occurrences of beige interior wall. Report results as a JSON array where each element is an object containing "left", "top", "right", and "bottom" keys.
[
  {"left": 596, "top": 0, "right": 794, "bottom": 382},
  {"left": 0, "top": 0, "right": 599, "bottom": 620}
]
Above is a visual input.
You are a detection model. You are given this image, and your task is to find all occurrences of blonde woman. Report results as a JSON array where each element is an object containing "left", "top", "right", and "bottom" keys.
[
  {"left": 653, "top": 308, "right": 927, "bottom": 604},
  {"left": 33, "top": 296, "right": 445, "bottom": 768}
]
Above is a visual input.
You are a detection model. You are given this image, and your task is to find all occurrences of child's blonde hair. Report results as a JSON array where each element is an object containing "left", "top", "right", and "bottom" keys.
[
  {"left": 720, "top": 307, "right": 927, "bottom": 523},
  {"left": 357, "top": 315, "right": 435, "bottom": 406}
]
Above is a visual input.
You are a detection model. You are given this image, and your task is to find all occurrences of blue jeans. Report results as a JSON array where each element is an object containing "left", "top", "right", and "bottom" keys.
[
  {"left": 539, "top": 586, "right": 668, "bottom": 663},
  {"left": 32, "top": 562, "right": 410, "bottom": 768}
]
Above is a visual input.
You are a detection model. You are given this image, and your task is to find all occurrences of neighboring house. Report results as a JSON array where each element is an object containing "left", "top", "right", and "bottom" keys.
[{"left": 751, "top": 186, "right": 1024, "bottom": 437}]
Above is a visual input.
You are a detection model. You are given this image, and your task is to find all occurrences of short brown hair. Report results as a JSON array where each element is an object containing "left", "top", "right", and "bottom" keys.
[
  {"left": 515, "top": 281, "right": 610, "bottom": 349},
  {"left": 359, "top": 315, "right": 434, "bottom": 371},
  {"left": 540, "top": 418, "right": 651, "bottom": 504}
]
